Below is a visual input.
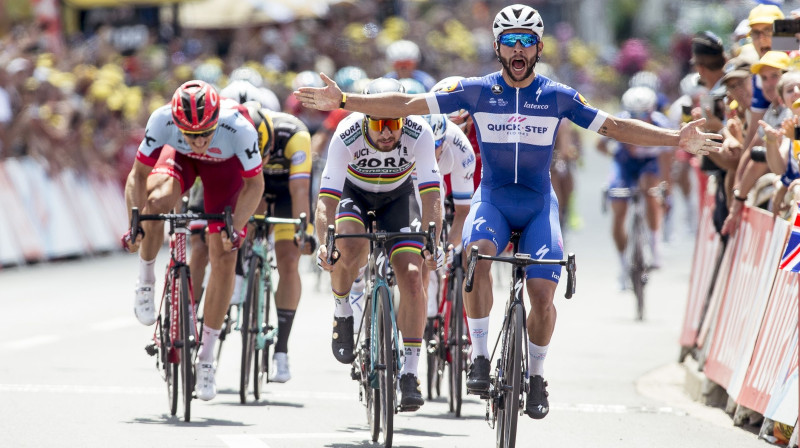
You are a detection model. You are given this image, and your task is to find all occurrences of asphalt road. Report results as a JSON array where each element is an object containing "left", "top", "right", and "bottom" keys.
[{"left": 0, "top": 144, "right": 770, "bottom": 447}]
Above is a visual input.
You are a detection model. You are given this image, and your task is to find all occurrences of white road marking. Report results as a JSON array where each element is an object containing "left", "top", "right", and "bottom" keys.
[
  {"left": 0, "top": 334, "right": 59, "bottom": 351},
  {"left": 218, "top": 432, "right": 427, "bottom": 447}
]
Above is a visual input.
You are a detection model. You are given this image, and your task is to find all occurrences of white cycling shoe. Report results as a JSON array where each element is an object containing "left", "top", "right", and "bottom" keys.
[
  {"left": 195, "top": 361, "right": 217, "bottom": 401},
  {"left": 134, "top": 282, "right": 156, "bottom": 326},
  {"left": 270, "top": 352, "right": 291, "bottom": 383}
]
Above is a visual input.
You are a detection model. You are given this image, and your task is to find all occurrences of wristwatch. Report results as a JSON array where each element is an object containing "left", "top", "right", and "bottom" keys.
[{"left": 733, "top": 188, "right": 747, "bottom": 202}]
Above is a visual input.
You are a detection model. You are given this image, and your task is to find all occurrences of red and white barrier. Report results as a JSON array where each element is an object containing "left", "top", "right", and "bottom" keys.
[
  {"left": 680, "top": 188, "right": 721, "bottom": 349},
  {"left": 0, "top": 156, "right": 127, "bottom": 266},
  {"left": 704, "top": 206, "right": 785, "bottom": 399}
]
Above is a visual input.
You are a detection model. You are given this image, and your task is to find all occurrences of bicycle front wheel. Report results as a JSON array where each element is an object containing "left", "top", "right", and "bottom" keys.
[
  {"left": 376, "top": 286, "right": 395, "bottom": 448},
  {"left": 240, "top": 257, "right": 262, "bottom": 403},
  {"left": 255, "top": 263, "right": 272, "bottom": 399},
  {"left": 179, "top": 268, "right": 194, "bottom": 422},
  {"left": 160, "top": 282, "right": 178, "bottom": 416},
  {"left": 448, "top": 266, "right": 466, "bottom": 417},
  {"left": 496, "top": 303, "right": 523, "bottom": 448}
]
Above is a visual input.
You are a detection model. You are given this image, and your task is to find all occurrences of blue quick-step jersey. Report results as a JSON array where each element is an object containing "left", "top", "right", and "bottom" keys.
[{"left": 426, "top": 71, "right": 607, "bottom": 193}]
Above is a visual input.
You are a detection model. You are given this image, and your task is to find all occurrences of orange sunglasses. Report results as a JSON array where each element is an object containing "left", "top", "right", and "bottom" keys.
[{"left": 366, "top": 117, "right": 403, "bottom": 132}]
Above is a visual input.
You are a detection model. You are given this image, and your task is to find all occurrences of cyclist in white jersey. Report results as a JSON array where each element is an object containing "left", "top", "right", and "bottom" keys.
[
  {"left": 315, "top": 78, "right": 442, "bottom": 411},
  {"left": 122, "top": 80, "right": 264, "bottom": 401},
  {"left": 295, "top": 5, "right": 721, "bottom": 420}
]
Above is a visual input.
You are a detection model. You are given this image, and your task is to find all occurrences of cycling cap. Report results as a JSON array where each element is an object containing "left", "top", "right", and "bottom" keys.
[
  {"left": 171, "top": 80, "right": 220, "bottom": 132},
  {"left": 386, "top": 40, "right": 421, "bottom": 63},
  {"left": 621, "top": 86, "right": 657, "bottom": 114},
  {"left": 493, "top": 4, "right": 544, "bottom": 39},
  {"left": 423, "top": 114, "right": 448, "bottom": 142},
  {"left": 363, "top": 77, "right": 406, "bottom": 95},
  {"left": 334, "top": 66, "right": 369, "bottom": 93}
]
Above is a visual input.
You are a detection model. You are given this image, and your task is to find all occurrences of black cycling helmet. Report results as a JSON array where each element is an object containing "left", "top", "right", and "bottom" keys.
[{"left": 362, "top": 77, "right": 406, "bottom": 95}]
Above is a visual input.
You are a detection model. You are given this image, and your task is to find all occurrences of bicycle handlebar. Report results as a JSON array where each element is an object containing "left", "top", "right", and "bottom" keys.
[
  {"left": 129, "top": 206, "right": 233, "bottom": 241},
  {"left": 325, "top": 222, "right": 437, "bottom": 267},
  {"left": 464, "top": 245, "right": 577, "bottom": 299}
]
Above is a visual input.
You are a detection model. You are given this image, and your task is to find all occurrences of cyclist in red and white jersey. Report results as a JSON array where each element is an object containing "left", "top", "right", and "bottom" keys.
[{"left": 122, "top": 80, "right": 264, "bottom": 401}]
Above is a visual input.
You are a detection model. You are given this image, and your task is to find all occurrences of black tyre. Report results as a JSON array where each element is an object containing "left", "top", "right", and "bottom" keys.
[
  {"left": 255, "top": 265, "right": 272, "bottom": 399},
  {"left": 179, "top": 269, "right": 194, "bottom": 422},
  {"left": 161, "top": 285, "right": 178, "bottom": 416},
  {"left": 240, "top": 257, "right": 262, "bottom": 403},
  {"left": 496, "top": 304, "right": 523, "bottom": 448},
  {"left": 425, "top": 317, "right": 438, "bottom": 400},
  {"left": 360, "top": 292, "right": 379, "bottom": 443},
  {"left": 448, "top": 266, "right": 465, "bottom": 417},
  {"left": 376, "top": 286, "right": 395, "bottom": 448}
]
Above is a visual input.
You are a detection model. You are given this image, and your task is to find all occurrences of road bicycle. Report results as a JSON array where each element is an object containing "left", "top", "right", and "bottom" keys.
[
  {"left": 464, "top": 234, "right": 576, "bottom": 448},
  {"left": 137, "top": 206, "right": 232, "bottom": 422},
  {"left": 603, "top": 184, "right": 663, "bottom": 320},
  {"left": 238, "top": 206, "right": 308, "bottom": 404},
  {"left": 425, "top": 201, "right": 470, "bottom": 416},
  {"left": 326, "top": 216, "right": 436, "bottom": 448}
]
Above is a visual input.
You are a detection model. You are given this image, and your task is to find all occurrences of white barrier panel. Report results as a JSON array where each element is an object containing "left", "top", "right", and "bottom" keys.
[
  {"left": 764, "top": 324, "right": 799, "bottom": 426},
  {"left": 0, "top": 164, "right": 26, "bottom": 265},
  {"left": 680, "top": 189, "right": 721, "bottom": 348},
  {"left": 0, "top": 159, "right": 45, "bottom": 262},
  {"left": 738, "top": 263, "right": 797, "bottom": 416},
  {"left": 704, "top": 206, "right": 779, "bottom": 397}
]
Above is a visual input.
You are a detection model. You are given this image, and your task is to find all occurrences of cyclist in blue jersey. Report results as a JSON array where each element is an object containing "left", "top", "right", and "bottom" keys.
[{"left": 294, "top": 4, "right": 722, "bottom": 420}]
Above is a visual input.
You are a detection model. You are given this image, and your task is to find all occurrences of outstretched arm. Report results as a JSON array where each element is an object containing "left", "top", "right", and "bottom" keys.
[
  {"left": 599, "top": 116, "right": 722, "bottom": 156},
  {"left": 294, "top": 73, "right": 431, "bottom": 117}
]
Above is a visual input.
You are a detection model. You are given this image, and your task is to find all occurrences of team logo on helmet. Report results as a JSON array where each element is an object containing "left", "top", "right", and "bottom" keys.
[{"left": 491, "top": 84, "right": 503, "bottom": 94}]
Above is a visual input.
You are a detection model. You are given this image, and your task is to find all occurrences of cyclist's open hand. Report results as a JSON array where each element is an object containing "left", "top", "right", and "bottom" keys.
[
  {"left": 293, "top": 73, "right": 342, "bottom": 112},
  {"left": 679, "top": 118, "right": 723, "bottom": 155}
]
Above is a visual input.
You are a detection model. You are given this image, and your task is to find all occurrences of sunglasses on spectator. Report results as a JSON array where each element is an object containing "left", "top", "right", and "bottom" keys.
[
  {"left": 498, "top": 33, "right": 540, "bottom": 48},
  {"left": 366, "top": 117, "right": 403, "bottom": 132},
  {"left": 182, "top": 128, "right": 216, "bottom": 139}
]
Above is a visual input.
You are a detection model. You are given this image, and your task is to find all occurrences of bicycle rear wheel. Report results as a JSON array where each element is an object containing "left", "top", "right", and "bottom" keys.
[
  {"left": 496, "top": 303, "right": 523, "bottom": 448},
  {"left": 359, "top": 292, "right": 379, "bottom": 443},
  {"left": 448, "top": 266, "right": 465, "bottom": 417},
  {"left": 179, "top": 268, "right": 194, "bottom": 422},
  {"left": 630, "top": 214, "right": 647, "bottom": 321},
  {"left": 376, "top": 286, "right": 395, "bottom": 448},
  {"left": 240, "top": 257, "right": 262, "bottom": 403}
]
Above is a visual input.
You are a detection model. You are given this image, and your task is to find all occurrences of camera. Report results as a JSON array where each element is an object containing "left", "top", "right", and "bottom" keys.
[{"left": 773, "top": 19, "right": 800, "bottom": 51}]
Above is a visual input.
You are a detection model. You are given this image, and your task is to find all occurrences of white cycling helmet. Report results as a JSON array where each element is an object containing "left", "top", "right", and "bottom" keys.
[
  {"left": 292, "top": 70, "right": 325, "bottom": 90},
  {"left": 220, "top": 80, "right": 281, "bottom": 111},
  {"left": 386, "top": 40, "right": 421, "bottom": 63},
  {"left": 229, "top": 66, "right": 264, "bottom": 88},
  {"left": 621, "top": 86, "right": 657, "bottom": 114},
  {"left": 423, "top": 114, "right": 448, "bottom": 143},
  {"left": 399, "top": 78, "right": 427, "bottom": 94},
  {"left": 629, "top": 70, "right": 660, "bottom": 92},
  {"left": 493, "top": 4, "right": 544, "bottom": 39}
]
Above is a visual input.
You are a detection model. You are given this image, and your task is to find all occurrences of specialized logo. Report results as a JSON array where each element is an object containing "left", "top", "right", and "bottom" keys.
[
  {"left": 491, "top": 84, "right": 503, "bottom": 94},
  {"left": 473, "top": 216, "right": 487, "bottom": 231},
  {"left": 411, "top": 217, "right": 421, "bottom": 232},
  {"left": 376, "top": 251, "right": 386, "bottom": 277},
  {"left": 535, "top": 244, "right": 550, "bottom": 260},
  {"left": 535, "top": 87, "right": 542, "bottom": 102},
  {"left": 340, "top": 198, "right": 354, "bottom": 208},
  {"left": 514, "top": 278, "right": 523, "bottom": 298}
]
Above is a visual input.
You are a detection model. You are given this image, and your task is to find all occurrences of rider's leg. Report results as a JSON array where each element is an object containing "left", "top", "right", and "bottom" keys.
[
  {"left": 329, "top": 221, "right": 369, "bottom": 316},
  {"left": 189, "top": 232, "right": 209, "bottom": 303},
  {"left": 274, "top": 239, "right": 301, "bottom": 353},
  {"left": 610, "top": 198, "right": 629, "bottom": 287},
  {"left": 463, "top": 238, "right": 497, "bottom": 361},
  {"left": 394, "top": 251, "right": 426, "bottom": 376},
  {"left": 525, "top": 278, "right": 558, "bottom": 376},
  {"left": 198, "top": 232, "right": 238, "bottom": 363},
  {"left": 641, "top": 173, "right": 663, "bottom": 268}
]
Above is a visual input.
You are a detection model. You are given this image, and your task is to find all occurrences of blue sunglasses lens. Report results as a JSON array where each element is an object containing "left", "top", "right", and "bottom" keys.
[
  {"left": 499, "top": 33, "right": 539, "bottom": 48},
  {"left": 435, "top": 138, "right": 444, "bottom": 149}
]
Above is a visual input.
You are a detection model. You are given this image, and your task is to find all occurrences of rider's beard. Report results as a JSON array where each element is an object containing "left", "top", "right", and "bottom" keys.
[{"left": 499, "top": 52, "right": 537, "bottom": 83}]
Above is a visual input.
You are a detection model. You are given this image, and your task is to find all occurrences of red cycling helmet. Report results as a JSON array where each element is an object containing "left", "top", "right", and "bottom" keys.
[{"left": 171, "top": 80, "right": 220, "bottom": 132}]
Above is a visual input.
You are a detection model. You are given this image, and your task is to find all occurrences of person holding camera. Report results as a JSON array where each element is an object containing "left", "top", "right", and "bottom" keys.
[{"left": 722, "top": 52, "right": 793, "bottom": 236}]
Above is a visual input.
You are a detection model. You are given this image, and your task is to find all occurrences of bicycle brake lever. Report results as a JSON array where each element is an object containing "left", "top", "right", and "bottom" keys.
[
  {"left": 326, "top": 224, "right": 338, "bottom": 265},
  {"left": 223, "top": 206, "right": 234, "bottom": 239},
  {"left": 131, "top": 207, "right": 140, "bottom": 242},
  {"left": 565, "top": 253, "right": 576, "bottom": 299},
  {"left": 464, "top": 245, "right": 479, "bottom": 293}
]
